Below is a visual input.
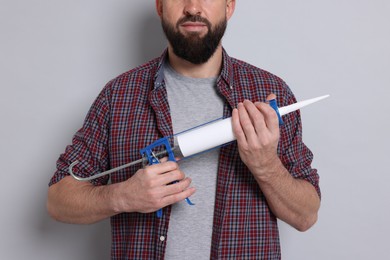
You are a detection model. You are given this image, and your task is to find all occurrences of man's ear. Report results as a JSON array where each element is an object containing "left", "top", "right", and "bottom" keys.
[
  {"left": 226, "top": 0, "right": 236, "bottom": 21},
  {"left": 156, "top": 0, "right": 163, "bottom": 17}
]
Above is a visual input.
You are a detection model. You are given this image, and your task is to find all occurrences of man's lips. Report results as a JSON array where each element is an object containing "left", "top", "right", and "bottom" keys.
[{"left": 180, "top": 22, "right": 207, "bottom": 32}]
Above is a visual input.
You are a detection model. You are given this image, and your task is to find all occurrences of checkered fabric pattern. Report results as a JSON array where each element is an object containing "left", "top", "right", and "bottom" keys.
[{"left": 49, "top": 49, "right": 320, "bottom": 259}]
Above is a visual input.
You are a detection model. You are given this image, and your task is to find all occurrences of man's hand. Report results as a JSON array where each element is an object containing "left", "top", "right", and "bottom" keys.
[
  {"left": 113, "top": 160, "right": 196, "bottom": 214},
  {"left": 47, "top": 159, "right": 195, "bottom": 224},
  {"left": 232, "top": 93, "right": 281, "bottom": 179},
  {"left": 231, "top": 93, "right": 320, "bottom": 231}
]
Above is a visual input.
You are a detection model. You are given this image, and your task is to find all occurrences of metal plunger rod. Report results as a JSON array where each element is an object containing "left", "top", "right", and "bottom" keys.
[{"left": 69, "top": 150, "right": 171, "bottom": 181}]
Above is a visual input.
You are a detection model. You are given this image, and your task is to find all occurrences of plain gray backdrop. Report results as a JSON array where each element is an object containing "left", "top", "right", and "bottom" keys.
[{"left": 1, "top": 0, "right": 389, "bottom": 259}]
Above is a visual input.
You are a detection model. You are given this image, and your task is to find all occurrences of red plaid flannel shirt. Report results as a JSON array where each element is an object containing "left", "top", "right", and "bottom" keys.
[{"left": 50, "top": 49, "right": 320, "bottom": 259}]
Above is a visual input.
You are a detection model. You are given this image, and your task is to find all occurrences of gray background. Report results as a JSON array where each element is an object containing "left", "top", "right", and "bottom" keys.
[{"left": 1, "top": 0, "right": 389, "bottom": 259}]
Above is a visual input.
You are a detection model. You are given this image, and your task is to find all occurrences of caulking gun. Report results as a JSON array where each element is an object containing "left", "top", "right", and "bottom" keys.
[{"left": 69, "top": 94, "right": 329, "bottom": 217}]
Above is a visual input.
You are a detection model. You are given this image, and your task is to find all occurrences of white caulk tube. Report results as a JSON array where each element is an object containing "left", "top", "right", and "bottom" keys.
[{"left": 175, "top": 95, "right": 330, "bottom": 158}]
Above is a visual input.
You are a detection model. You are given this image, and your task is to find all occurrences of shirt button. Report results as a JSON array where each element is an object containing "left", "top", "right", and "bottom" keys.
[{"left": 159, "top": 236, "right": 165, "bottom": 242}]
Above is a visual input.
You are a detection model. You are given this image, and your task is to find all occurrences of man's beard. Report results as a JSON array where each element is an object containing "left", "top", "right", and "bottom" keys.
[{"left": 161, "top": 15, "right": 227, "bottom": 64}]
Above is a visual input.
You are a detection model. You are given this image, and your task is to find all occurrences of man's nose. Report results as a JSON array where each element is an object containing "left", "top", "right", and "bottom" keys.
[{"left": 183, "top": 0, "right": 202, "bottom": 16}]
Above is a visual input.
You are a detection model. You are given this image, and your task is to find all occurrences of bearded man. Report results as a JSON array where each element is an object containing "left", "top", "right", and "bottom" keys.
[{"left": 47, "top": 1, "right": 321, "bottom": 259}]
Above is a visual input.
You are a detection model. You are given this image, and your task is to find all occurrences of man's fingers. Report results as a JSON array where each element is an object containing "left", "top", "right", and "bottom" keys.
[
  {"left": 259, "top": 102, "right": 279, "bottom": 133},
  {"left": 237, "top": 102, "right": 256, "bottom": 132},
  {"left": 233, "top": 101, "right": 266, "bottom": 146},
  {"left": 162, "top": 177, "right": 193, "bottom": 195},
  {"left": 237, "top": 102, "right": 260, "bottom": 147},
  {"left": 145, "top": 160, "right": 178, "bottom": 175},
  {"left": 255, "top": 94, "right": 280, "bottom": 133},
  {"left": 144, "top": 164, "right": 186, "bottom": 187},
  {"left": 232, "top": 107, "right": 247, "bottom": 144},
  {"left": 243, "top": 100, "right": 267, "bottom": 134},
  {"left": 161, "top": 185, "right": 196, "bottom": 207}
]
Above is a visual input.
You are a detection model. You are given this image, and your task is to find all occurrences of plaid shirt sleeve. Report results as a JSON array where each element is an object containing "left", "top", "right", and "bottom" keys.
[
  {"left": 49, "top": 85, "right": 112, "bottom": 186},
  {"left": 279, "top": 90, "right": 321, "bottom": 198}
]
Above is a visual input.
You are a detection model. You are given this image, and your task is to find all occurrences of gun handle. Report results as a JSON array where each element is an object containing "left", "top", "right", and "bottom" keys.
[{"left": 140, "top": 137, "right": 193, "bottom": 218}]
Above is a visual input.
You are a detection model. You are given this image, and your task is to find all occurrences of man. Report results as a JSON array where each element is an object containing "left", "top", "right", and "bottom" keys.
[{"left": 47, "top": 0, "right": 321, "bottom": 259}]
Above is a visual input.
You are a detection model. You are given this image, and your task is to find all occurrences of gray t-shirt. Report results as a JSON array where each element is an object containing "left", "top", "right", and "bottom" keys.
[{"left": 164, "top": 62, "right": 225, "bottom": 259}]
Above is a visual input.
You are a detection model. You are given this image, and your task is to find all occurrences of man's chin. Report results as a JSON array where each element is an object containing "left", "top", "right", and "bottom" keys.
[{"left": 180, "top": 30, "right": 207, "bottom": 40}]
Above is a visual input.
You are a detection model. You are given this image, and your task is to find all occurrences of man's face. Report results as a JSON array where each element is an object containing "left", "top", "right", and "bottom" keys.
[{"left": 157, "top": 0, "right": 235, "bottom": 64}]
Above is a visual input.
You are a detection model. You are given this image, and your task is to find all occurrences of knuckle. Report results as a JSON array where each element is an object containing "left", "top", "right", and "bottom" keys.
[
  {"left": 171, "top": 193, "right": 184, "bottom": 204},
  {"left": 238, "top": 143, "right": 250, "bottom": 153},
  {"left": 177, "top": 170, "right": 185, "bottom": 180},
  {"left": 263, "top": 105, "right": 278, "bottom": 118},
  {"left": 170, "top": 169, "right": 184, "bottom": 181},
  {"left": 170, "top": 182, "right": 183, "bottom": 194},
  {"left": 173, "top": 180, "right": 189, "bottom": 194},
  {"left": 259, "top": 138, "right": 272, "bottom": 148},
  {"left": 161, "top": 194, "right": 174, "bottom": 206},
  {"left": 166, "top": 161, "right": 178, "bottom": 169},
  {"left": 143, "top": 167, "right": 153, "bottom": 175},
  {"left": 179, "top": 179, "right": 190, "bottom": 189},
  {"left": 241, "top": 116, "right": 251, "bottom": 126},
  {"left": 252, "top": 111, "right": 264, "bottom": 122}
]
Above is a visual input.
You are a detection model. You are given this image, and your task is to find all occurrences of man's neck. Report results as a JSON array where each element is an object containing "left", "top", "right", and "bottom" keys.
[{"left": 167, "top": 45, "right": 223, "bottom": 78}]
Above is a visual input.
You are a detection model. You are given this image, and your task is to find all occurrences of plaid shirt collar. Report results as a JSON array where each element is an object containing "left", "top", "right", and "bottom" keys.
[{"left": 152, "top": 48, "right": 235, "bottom": 92}]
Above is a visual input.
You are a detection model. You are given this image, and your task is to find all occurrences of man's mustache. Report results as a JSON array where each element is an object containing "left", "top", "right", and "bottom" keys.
[{"left": 176, "top": 15, "right": 212, "bottom": 28}]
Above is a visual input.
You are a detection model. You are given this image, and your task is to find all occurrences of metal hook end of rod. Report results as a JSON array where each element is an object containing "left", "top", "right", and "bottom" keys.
[
  {"left": 68, "top": 160, "right": 107, "bottom": 182},
  {"left": 68, "top": 160, "right": 86, "bottom": 181}
]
